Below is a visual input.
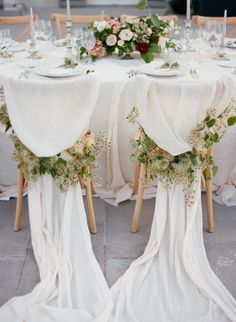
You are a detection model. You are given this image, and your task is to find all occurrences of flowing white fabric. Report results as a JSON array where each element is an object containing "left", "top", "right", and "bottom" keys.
[
  {"left": 3, "top": 75, "right": 100, "bottom": 157},
  {"left": 1, "top": 56, "right": 236, "bottom": 321},
  {"left": 111, "top": 175, "right": 236, "bottom": 322},
  {"left": 0, "top": 176, "right": 113, "bottom": 322}
]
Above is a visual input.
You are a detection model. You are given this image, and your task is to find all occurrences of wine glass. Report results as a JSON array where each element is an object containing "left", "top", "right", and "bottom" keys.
[
  {"left": 84, "top": 30, "right": 96, "bottom": 51},
  {"left": 43, "top": 21, "right": 53, "bottom": 41},
  {"left": 34, "top": 20, "right": 46, "bottom": 41},
  {"left": 203, "top": 20, "right": 219, "bottom": 49},
  {"left": 74, "top": 27, "right": 85, "bottom": 62},
  {"left": 83, "top": 30, "right": 96, "bottom": 65}
]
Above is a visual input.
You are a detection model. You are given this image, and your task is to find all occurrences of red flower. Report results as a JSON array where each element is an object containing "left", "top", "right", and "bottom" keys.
[{"left": 136, "top": 43, "right": 149, "bottom": 54}]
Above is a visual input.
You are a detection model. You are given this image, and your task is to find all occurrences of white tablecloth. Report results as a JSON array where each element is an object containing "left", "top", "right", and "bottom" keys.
[
  {"left": 0, "top": 45, "right": 236, "bottom": 321},
  {"left": 1, "top": 47, "right": 236, "bottom": 205}
]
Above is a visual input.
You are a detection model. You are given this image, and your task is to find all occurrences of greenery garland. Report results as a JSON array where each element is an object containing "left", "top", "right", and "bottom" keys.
[
  {"left": 127, "top": 101, "right": 236, "bottom": 204},
  {"left": 0, "top": 104, "right": 108, "bottom": 192}
]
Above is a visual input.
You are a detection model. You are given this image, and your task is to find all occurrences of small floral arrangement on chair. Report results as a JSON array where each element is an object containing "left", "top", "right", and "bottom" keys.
[
  {"left": 80, "top": 14, "right": 176, "bottom": 63},
  {"left": 0, "top": 103, "right": 109, "bottom": 192},
  {"left": 127, "top": 102, "right": 236, "bottom": 204}
]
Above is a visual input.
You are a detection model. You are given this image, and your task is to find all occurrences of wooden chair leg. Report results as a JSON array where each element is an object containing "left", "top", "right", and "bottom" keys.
[
  {"left": 131, "top": 163, "right": 146, "bottom": 233},
  {"left": 204, "top": 147, "right": 214, "bottom": 233},
  {"left": 201, "top": 173, "right": 206, "bottom": 192},
  {"left": 133, "top": 163, "right": 141, "bottom": 195},
  {"left": 14, "top": 170, "right": 24, "bottom": 232},
  {"left": 84, "top": 167, "right": 97, "bottom": 234}
]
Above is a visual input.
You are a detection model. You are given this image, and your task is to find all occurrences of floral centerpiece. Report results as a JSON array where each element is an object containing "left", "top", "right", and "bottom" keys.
[{"left": 80, "top": 14, "right": 176, "bottom": 63}]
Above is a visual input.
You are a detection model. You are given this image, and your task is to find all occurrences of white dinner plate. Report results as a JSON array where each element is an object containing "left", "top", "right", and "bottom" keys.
[
  {"left": 9, "top": 44, "right": 25, "bottom": 52},
  {"left": 34, "top": 64, "right": 87, "bottom": 78},
  {"left": 136, "top": 62, "right": 188, "bottom": 77},
  {"left": 226, "top": 39, "right": 236, "bottom": 49},
  {"left": 54, "top": 39, "right": 67, "bottom": 47},
  {"left": 218, "top": 60, "right": 236, "bottom": 68}
]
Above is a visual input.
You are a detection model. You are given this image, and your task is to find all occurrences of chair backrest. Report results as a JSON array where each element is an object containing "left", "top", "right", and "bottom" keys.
[
  {"left": 51, "top": 13, "right": 108, "bottom": 39},
  {"left": 192, "top": 15, "right": 236, "bottom": 37},
  {"left": 0, "top": 15, "right": 38, "bottom": 42}
]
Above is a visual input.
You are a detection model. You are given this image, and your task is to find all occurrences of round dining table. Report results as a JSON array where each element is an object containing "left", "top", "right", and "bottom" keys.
[{"left": 0, "top": 42, "right": 236, "bottom": 205}]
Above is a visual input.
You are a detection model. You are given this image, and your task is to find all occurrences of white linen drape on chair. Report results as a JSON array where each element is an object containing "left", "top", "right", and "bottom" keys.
[
  {"left": 109, "top": 75, "right": 236, "bottom": 322},
  {"left": 0, "top": 71, "right": 236, "bottom": 321}
]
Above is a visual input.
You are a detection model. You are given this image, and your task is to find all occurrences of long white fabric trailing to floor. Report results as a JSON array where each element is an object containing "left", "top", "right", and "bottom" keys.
[
  {"left": 0, "top": 175, "right": 113, "bottom": 322},
  {"left": 111, "top": 174, "right": 236, "bottom": 322},
  {"left": 1, "top": 58, "right": 236, "bottom": 321},
  {"left": 1, "top": 174, "right": 236, "bottom": 322}
]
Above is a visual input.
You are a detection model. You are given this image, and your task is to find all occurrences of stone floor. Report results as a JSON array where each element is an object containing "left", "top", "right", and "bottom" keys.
[{"left": 0, "top": 194, "right": 236, "bottom": 306}]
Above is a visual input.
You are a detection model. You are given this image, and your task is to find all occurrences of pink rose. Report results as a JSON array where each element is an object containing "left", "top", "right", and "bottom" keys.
[
  {"left": 107, "top": 17, "right": 121, "bottom": 34},
  {"left": 106, "top": 34, "right": 117, "bottom": 46},
  {"left": 89, "top": 40, "right": 107, "bottom": 58},
  {"left": 119, "top": 29, "right": 133, "bottom": 41}
]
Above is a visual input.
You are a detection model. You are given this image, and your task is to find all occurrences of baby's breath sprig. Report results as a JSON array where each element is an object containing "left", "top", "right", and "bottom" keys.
[
  {"left": 128, "top": 99, "right": 236, "bottom": 206},
  {"left": 0, "top": 104, "right": 108, "bottom": 192}
]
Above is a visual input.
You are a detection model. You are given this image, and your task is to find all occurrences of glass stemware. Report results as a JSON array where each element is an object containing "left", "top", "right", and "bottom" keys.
[
  {"left": 83, "top": 30, "right": 96, "bottom": 65},
  {"left": 43, "top": 21, "right": 53, "bottom": 41}
]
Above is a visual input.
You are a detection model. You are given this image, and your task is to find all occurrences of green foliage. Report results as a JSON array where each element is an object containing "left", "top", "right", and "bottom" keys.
[
  {"left": 228, "top": 116, "right": 236, "bottom": 126},
  {"left": 150, "top": 13, "right": 161, "bottom": 27},
  {"left": 141, "top": 52, "right": 153, "bottom": 63},
  {"left": 136, "top": 0, "right": 148, "bottom": 9},
  {"left": 127, "top": 100, "right": 236, "bottom": 205},
  {"left": 0, "top": 104, "right": 108, "bottom": 192}
]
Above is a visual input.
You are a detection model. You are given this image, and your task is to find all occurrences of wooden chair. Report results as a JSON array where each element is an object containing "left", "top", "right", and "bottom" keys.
[
  {"left": 192, "top": 15, "right": 236, "bottom": 37},
  {"left": 0, "top": 15, "right": 38, "bottom": 42},
  {"left": 131, "top": 146, "right": 214, "bottom": 233},
  {"left": 51, "top": 13, "right": 108, "bottom": 40},
  {"left": 14, "top": 166, "right": 97, "bottom": 234}
]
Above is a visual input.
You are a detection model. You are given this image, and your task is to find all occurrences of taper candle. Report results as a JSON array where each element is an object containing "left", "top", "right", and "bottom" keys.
[
  {"left": 30, "top": 7, "right": 34, "bottom": 41},
  {"left": 186, "top": 0, "right": 191, "bottom": 23},
  {"left": 223, "top": 9, "right": 227, "bottom": 45},
  {"left": 66, "top": 0, "right": 71, "bottom": 21}
]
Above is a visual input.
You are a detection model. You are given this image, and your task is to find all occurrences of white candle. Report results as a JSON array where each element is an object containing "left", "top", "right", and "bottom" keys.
[
  {"left": 223, "top": 9, "right": 227, "bottom": 41},
  {"left": 186, "top": 0, "right": 191, "bottom": 23},
  {"left": 30, "top": 7, "right": 34, "bottom": 41},
  {"left": 66, "top": 0, "right": 71, "bottom": 21}
]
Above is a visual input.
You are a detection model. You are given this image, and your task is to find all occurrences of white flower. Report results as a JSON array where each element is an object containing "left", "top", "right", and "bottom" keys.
[
  {"left": 119, "top": 29, "right": 133, "bottom": 41},
  {"left": 169, "top": 20, "right": 175, "bottom": 30},
  {"left": 158, "top": 36, "right": 168, "bottom": 49},
  {"left": 60, "top": 151, "right": 73, "bottom": 161},
  {"left": 147, "top": 28, "right": 152, "bottom": 36},
  {"left": 106, "top": 34, "right": 117, "bottom": 46},
  {"left": 96, "top": 20, "right": 110, "bottom": 32},
  {"left": 118, "top": 39, "right": 124, "bottom": 46}
]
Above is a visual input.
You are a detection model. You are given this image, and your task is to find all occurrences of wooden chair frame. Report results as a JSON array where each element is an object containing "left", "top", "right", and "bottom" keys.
[
  {"left": 14, "top": 166, "right": 97, "bottom": 234},
  {"left": 192, "top": 15, "right": 236, "bottom": 37},
  {"left": 51, "top": 13, "right": 108, "bottom": 40},
  {"left": 131, "top": 147, "right": 214, "bottom": 233},
  {"left": 0, "top": 15, "right": 38, "bottom": 42}
]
